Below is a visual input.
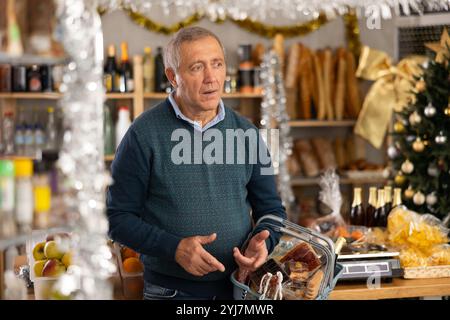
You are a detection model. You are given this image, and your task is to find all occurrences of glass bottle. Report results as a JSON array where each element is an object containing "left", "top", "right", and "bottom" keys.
[
  {"left": 143, "top": 47, "right": 155, "bottom": 93},
  {"left": 350, "top": 187, "right": 365, "bottom": 226},
  {"left": 45, "top": 107, "right": 58, "bottom": 152},
  {"left": 384, "top": 185, "right": 392, "bottom": 215},
  {"left": 104, "top": 44, "right": 119, "bottom": 93},
  {"left": 0, "top": 159, "right": 17, "bottom": 238},
  {"left": 375, "top": 189, "right": 388, "bottom": 227},
  {"left": 392, "top": 188, "right": 403, "bottom": 209},
  {"left": 2, "top": 111, "right": 15, "bottom": 155},
  {"left": 365, "top": 187, "right": 377, "bottom": 227},
  {"left": 104, "top": 104, "right": 114, "bottom": 156},
  {"left": 14, "top": 158, "right": 34, "bottom": 233},
  {"left": 119, "top": 42, "right": 134, "bottom": 93}
]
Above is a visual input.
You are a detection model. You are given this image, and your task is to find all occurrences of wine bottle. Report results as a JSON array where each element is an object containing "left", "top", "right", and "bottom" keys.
[
  {"left": 365, "top": 187, "right": 377, "bottom": 227},
  {"left": 119, "top": 42, "right": 134, "bottom": 93},
  {"left": 143, "top": 47, "right": 155, "bottom": 93},
  {"left": 384, "top": 185, "right": 392, "bottom": 215},
  {"left": 154, "top": 47, "right": 168, "bottom": 93},
  {"left": 375, "top": 189, "right": 388, "bottom": 227},
  {"left": 350, "top": 187, "right": 365, "bottom": 226},
  {"left": 104, "top": 45, "right": 119, "bottom": 92},
  {"left": 392, "top": 188, "right": 403, "bottom": 209}
]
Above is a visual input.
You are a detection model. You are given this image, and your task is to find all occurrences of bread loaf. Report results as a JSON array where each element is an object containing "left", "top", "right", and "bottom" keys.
[
  {"left": 345, "top": 50, "right": 361, "bottom": 118},
  {"left": 311, "top": 137, "right": 337, "bottom": 170},
  {"left": 334, "top": 48, "right": 347, "bottom": 120},
  {"left": 312, "top": 52, "right": 326, "bottom": 120},
  {"left": 294, "top": 140, "right": 320, "bottom": 177}
]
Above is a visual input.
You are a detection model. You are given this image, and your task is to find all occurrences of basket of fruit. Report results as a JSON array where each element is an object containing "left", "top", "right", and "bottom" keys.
[
  {"left": 27, "top": 232, "right": 73, "bottom": 300},
  {"left": 230, "top": 215, "right": 344, "bottom": 300}
]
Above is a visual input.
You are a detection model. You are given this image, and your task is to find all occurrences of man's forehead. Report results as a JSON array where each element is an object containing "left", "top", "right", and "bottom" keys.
[{"left": 179, "top": 37, "right": 225, "bottom": 59}]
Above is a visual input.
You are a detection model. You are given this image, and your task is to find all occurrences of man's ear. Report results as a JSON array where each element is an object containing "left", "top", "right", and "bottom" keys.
[{"left": 165, "top": 68, "right": 177, "bottom": 88}]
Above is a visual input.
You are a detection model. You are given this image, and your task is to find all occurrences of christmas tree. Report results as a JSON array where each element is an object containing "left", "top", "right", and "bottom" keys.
[{"left": 390, "top": 28, "right": 450, "bottom": 220}]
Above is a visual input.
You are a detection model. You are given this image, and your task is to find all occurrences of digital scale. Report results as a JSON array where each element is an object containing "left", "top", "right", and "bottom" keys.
[{"left": 337, "top": 251, "right": 404, "bottom": 281}]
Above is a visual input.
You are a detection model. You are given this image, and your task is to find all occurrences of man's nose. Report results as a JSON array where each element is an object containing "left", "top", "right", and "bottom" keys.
[{"left": 203, "top": 66, "right": 216, "bottom": 83}]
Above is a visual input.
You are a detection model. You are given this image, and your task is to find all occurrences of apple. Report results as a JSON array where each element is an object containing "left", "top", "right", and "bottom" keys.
[
  {"left": 33, "top": 260, "right": 48, "bottom": 277},
  {"left": 44, "top": 241, "right": 65, "bottom": 260},
  {"left": 61, "top": 251, "right": 72, "bottom": 268},
  {"left": 42, "top": 259, "right": 66, "bottom": 277},
  {"left": 33, "top": 242, "right": 46, "bottom": 261}
]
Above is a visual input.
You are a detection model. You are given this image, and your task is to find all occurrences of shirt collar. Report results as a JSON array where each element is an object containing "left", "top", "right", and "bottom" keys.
[{"left": 168, "top": 90, "right": 225, "bottom": 132}]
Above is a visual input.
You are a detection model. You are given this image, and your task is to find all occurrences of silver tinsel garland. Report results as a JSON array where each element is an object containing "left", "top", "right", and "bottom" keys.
[
  {"left": 260, "top": 51, "right": 297, "bottom": 222},
  {"left": 99, "top": 0, "right": 450, "bottom": 22},
  {"left": 54, "top": 0, "right": 116, "bottom": 299}
]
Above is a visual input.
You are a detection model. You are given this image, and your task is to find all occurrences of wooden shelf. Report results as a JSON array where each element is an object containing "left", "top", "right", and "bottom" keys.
[
  {"left": 105, "top": 93, "right": 134, "bottom": 99},
  {"left": 330, "top": 277, "right": 450, "bottom": 300},
  {"left": 0, "top": 92, "right": 62, "bottom": 99},
  {"left": 104, "top": 154, "right": 115, "bottom": 161},
  {"left": 289, "top": 120, "right": 356, "bottom": 127},
  {"left": 143, "top": 92, "right": 263, "bottom": 99},
  {"left": 291, "top": 175, "right": 386, "bottom": 187}
]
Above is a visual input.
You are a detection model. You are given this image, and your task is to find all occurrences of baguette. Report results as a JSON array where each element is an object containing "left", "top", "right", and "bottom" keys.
[
  {"left": 312, "top": 52, "right": 326, "bottom": 120},
  {"left": 297, "top": 45, "right": 312, "bottom": 119},
  {"left": 334, "top": 48, "right": 347, "bottom": 120},
  {"left": 285, "top": 43, "right": 300, "bottom": 89},
  {"left": 273, "top": 33, "right": 285, "bottom": 74},
  {"left": 294, "top": 140, "right": 320, "bottom": 177},
  {"left": 345, "top": 50, "right": 361, "bottom": 118},
  {"left": 322, "top": 49, "right": 334, "bottom": 120}
]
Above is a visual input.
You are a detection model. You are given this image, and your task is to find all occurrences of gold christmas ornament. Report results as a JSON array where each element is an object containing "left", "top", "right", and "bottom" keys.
[
  {"left": 394, "top": 121, "right": 405, "bottom": 133},
  {"left": 444, "top": 107, "right": 450, "bottom": 116},
  {"left": 394, "top": 174, "right": 406, "bottom": 186},
  {"left": 412, "top": 138, "right": 425, "bottom": 152},
  {"left": 404, "top": 187, "right": 415, "bottom": 199},
  {"left": 415, "top": 79, "right": 426, "bottom": 92},
  {"left": 425, "top": 28, "right": 450, "bottom": 65}
]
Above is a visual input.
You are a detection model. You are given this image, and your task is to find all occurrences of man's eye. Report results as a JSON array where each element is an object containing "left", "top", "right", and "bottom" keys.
[
  {"left": 214, "top": 62, "right": 223, "bottom": 68},
  {"left": 192, "top": 65, "right": 203, "bottom": 71}
]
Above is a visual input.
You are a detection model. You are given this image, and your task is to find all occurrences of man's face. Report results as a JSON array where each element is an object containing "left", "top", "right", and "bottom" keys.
[{"left": 168, "top": 36, "right": 226, "bottom": 112}]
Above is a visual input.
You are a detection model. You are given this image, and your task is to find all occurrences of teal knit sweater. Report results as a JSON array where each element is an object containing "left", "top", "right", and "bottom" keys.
[{"left": 106, "top": 99, "right": 286, "bottom": 297}]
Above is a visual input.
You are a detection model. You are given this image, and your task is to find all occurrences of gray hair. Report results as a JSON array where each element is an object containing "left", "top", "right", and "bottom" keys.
[{"left": 164, "top": 26, "right": 226, "bottom": 71}]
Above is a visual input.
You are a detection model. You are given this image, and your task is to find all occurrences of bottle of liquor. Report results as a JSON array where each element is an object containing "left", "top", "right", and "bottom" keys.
[
  {"left": 350, "top": 187, "right": 365, "bottom": 226},
  {"left": 154, "top": 47, "right": 168, "bottom": 93},
  {"left": 2, "top": 111, "right": 15, "bottom": 155},
  {"left": 27, "top": 65, "right": 42, "bottom": 92},
  {"left": 375, "top": 189, "right": 388, "bottom": 227},
  {"left": 45, "top": 107, "right": 58, "bottom": 152},
  {"left": 104, "top": 45, "right": 119, "bottom": 92},
  {"left": 143, "top": 47, "right": 155, "bottom": 93},
  {"left": 119, "top": 42, "right": 134, "bottom": 93},
  {"left": 40, "top": 65, "right": 53, "bottom": 92},
  {"left": 392, "top": 188, "right": 403, "bottom": 209},
  {"left": 104, "top": 104, "right": 114, "bottom": 155},
  {"left": 365, "top": 187, "right": 377, "bottom": 227},
  {"left": 384, "top": 186, "right": 392, "bottom": 215}
]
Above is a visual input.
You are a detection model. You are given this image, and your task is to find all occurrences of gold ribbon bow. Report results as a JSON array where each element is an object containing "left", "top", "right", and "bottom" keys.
[{"left": 354, "top": 46, "right": 427, "bottom": 149}]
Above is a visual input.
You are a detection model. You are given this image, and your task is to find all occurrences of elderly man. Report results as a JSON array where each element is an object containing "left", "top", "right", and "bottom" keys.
[{"left": 107, "top": 26, "right": 286, "bottom": 300}]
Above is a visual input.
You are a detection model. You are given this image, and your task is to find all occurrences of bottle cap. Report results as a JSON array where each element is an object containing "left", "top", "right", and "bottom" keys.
[
  {"left": 119, "top": 106, "right": 129, "bottom": 111},
  {"left": 144, "top": 47, "right": 152, "bottom": 54},
  {"left": 14, "top": 158, "right": 33, "bottom": 177},
  {"left": 0, "top": 160, "right": 15, "bottom": 177},
  {"left": 47, "top": 107, "right": 54, "bottom": 113}
]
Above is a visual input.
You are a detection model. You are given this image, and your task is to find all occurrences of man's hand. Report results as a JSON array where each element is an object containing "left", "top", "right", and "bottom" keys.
[
  {"left": 233, "top": 230, "right": 269, "bottom": 273},
  {"left": 175, "top": 233, "right": 226, "bottom": 277}
]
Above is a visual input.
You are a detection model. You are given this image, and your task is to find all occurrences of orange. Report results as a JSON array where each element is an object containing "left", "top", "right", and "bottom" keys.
[
  {"left": 122, "top": 257, "right": 144, "bottom": 273},
  {"left": 121, "top": 247, "right": 138, "bottom": 260}
]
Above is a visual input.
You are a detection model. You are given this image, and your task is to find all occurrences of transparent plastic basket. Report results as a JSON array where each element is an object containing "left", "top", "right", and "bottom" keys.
[{"left": 230, "top": 214, "right": 344, "bottom": 300}]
